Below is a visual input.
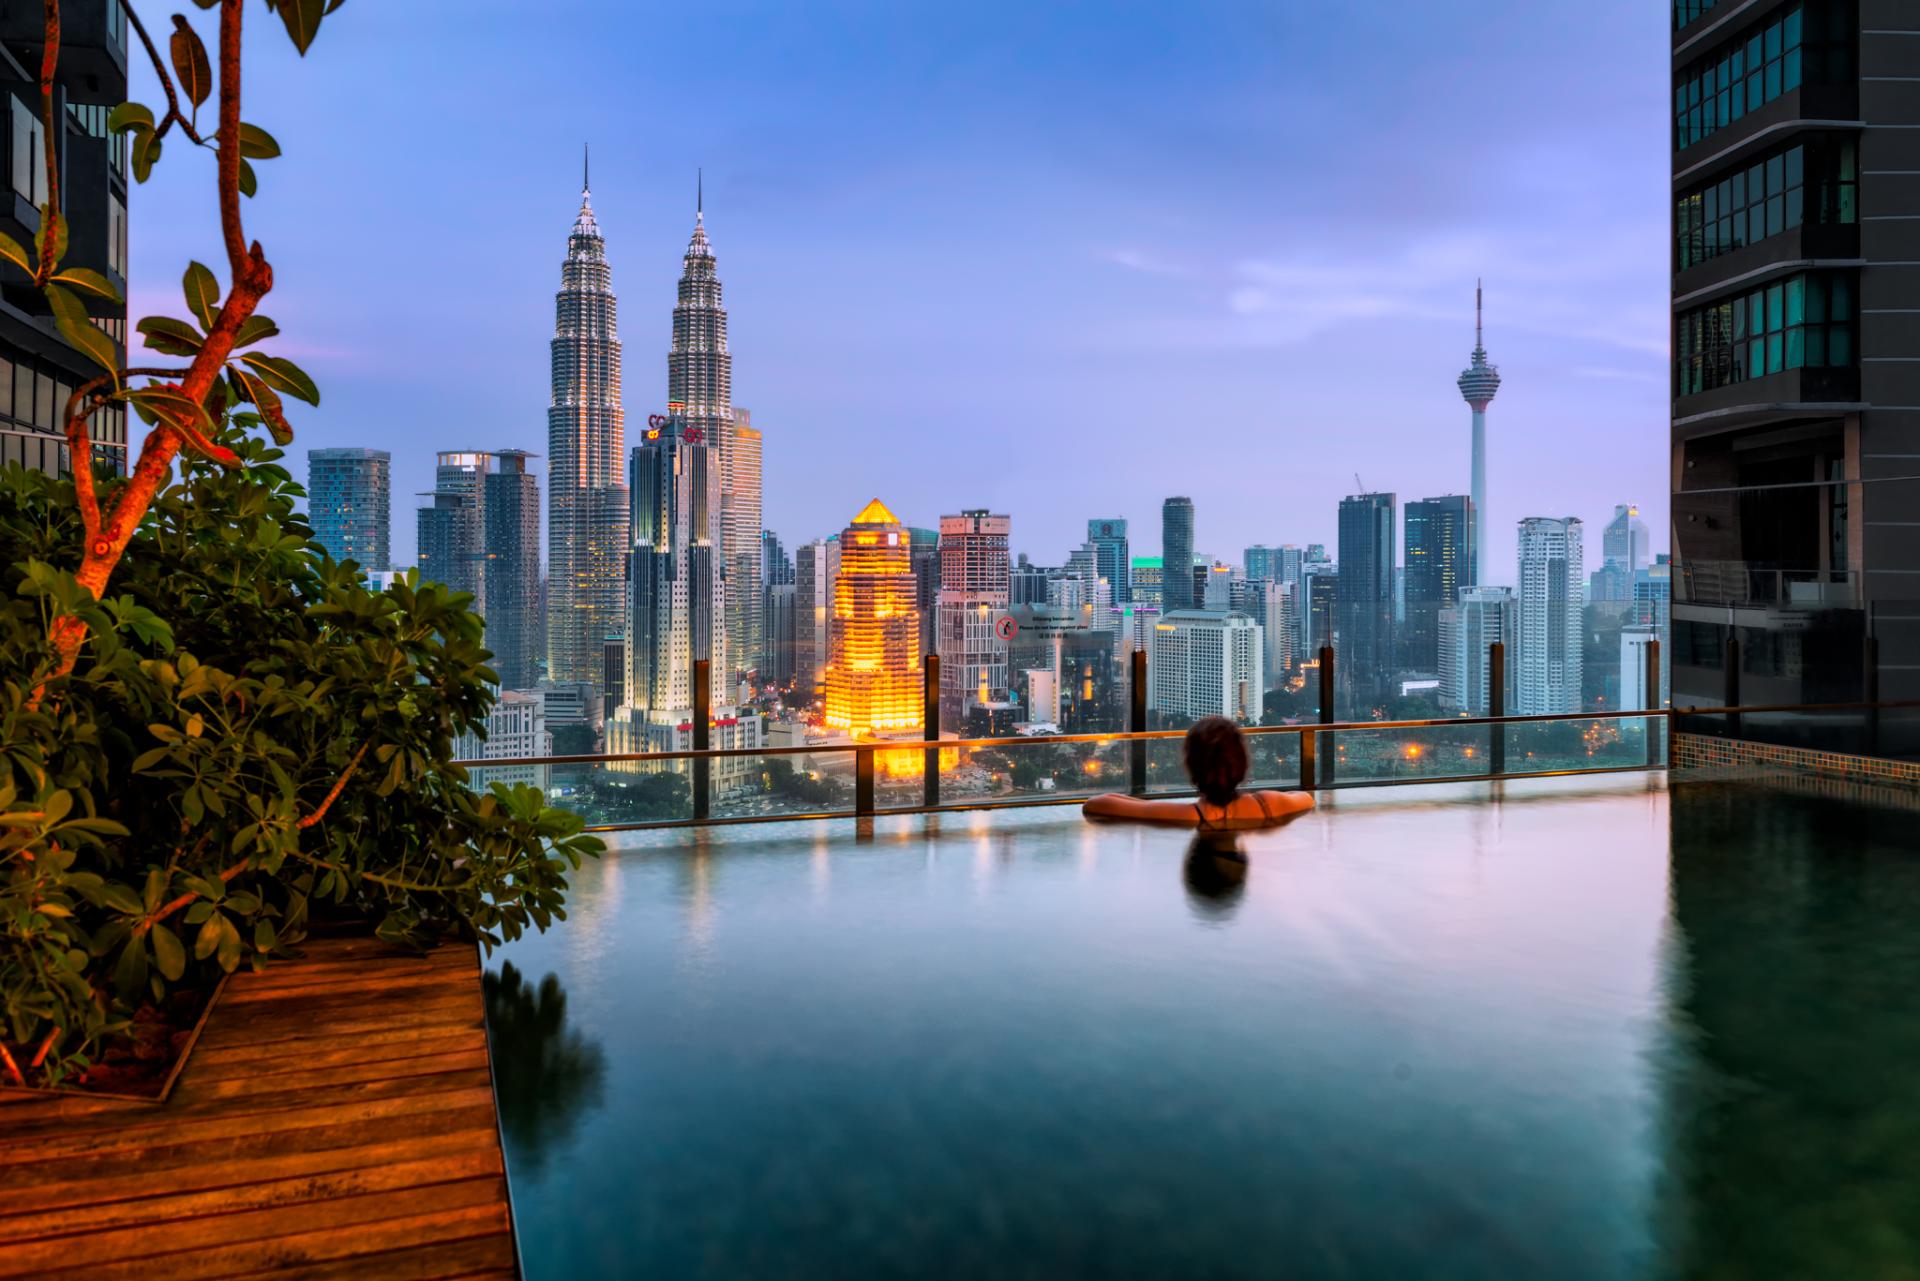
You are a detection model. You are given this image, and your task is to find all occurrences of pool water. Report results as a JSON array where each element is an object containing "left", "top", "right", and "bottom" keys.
[{"left": 487, "top": 775, "right": 1920, "bottom": 1279}]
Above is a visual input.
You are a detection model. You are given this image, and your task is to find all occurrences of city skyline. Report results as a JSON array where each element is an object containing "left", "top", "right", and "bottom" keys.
[{"left": 126, "top": 1, "right": 1665, "bottom": 585}]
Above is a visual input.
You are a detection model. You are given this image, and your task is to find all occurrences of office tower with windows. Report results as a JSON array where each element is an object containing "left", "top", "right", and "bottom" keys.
[
  {"left": 1306, "top": 566, "right": 1339, "bottom": 652},
  {"left": 417, "top": 451, "right": 495, "bottom": 609},
  {"left": 619, "top": 415, "right": 726, "bottom": 728},
  {"left": 909, "top": 526, "right": 939, "bottom": 659},
  {"left": 1591, "top": 503, "right": 1651, "bottom": 605},
  {"left": 937, "top": 509, "right": 1011, "bottom": 726},
  {"left": 307, "top": 448, "right": 390, "bottom": 574},
  {"left": 1671, "top": 1, "right": 1920, "bottom": 745},
  {"left": 1403, "top": 494, "right": 1474, "bottom": 674},
  {"left": 1336, "top": 492, "right": 1397, "bottom": 706},
  {"left": 824, "top": 500, "right": 922, "bottom": 736},
  {"left": 1161, "top": 497, "right": 1196, "bottom": 611},
  {"left": 1088, "top": 519, "right": 1131, "bottom": 602},
  {"left": 1130, "top": 557, "right": 1163, "bottom": 610},
  {"left": 1457, "top": 283, "right": 1500, "bottom": 585},
  {"left": 1149, "top": 610, "right": 1263, "bottom": 724},
  {"left": 452, "top": 690, "right": 553, "bottom": 793},
  {"left": 1299, "top": 545, "right": 1332, "bottom": 651},
  {"left": 1244, "top": 545, "right": 1280, "bottom": 583},
  {"left": 1010, "top": 554, "right": 1053, "bottom": 606},
  {"left": 721, "top": 407, "right": 762, "bottom": 689},
  {"left": 1439, "top": 586, "right": 1517, "bottom": 715},
  {"left": 761, "top": 528, "right": 793, "bottom": 682},
  {"left": 764, "top": 583, "right": 797, "bottom": 689},
  {"left": 485, "top": 450, "right": 542, "bottom": 690},
  {"left": 602, "top": 637, "right": 625, "bottom": 711},
  {"left": 547, "top": 167, "right": 627, "bottom": 691},
  {"left": 1517, "top": 517, "right": 1584, "bottom": 714},
  {"left": 1621, "top": 624, "right": 1664, "bottom": 712},
  {"left": 794, "top": 538, "right": 837, "bottom": 704},
  {"left": 1203, "top": 561, "right": 1234, "bottom": 610},
  {"left": 0, "top": 7, "right": 130, "bottom": 477}
]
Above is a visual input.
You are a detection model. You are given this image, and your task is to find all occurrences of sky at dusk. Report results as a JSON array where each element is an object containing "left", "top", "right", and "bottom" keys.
[{"left": 128, "top": 0, "right": 1668, "bottom": 586}]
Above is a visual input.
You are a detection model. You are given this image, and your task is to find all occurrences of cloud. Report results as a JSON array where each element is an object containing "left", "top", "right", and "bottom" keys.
[{"left": 1096, "top": 247, "right": 1190, "bottom": 279}]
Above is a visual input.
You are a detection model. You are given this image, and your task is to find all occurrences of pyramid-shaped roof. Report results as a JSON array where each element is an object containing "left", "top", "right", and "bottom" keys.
[{"left": 851, "top": 497, "right": 899, "bottom": 526}]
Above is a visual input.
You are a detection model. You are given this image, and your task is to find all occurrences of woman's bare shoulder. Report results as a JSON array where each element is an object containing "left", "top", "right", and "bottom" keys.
[{"left": 1252, "top": 790, "right": 1316, "bottom": 818}]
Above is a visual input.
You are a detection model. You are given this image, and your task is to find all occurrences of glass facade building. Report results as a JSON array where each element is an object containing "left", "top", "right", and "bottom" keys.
[
  {"left": 307, "top": 448, "right": 390, "bottom": 574},
  {"left": 1671, "top": 0, "right": 1919, "bottom": 753},
  {"left": 1160, "top": 498, "right": 1195, "bottom": 612}
]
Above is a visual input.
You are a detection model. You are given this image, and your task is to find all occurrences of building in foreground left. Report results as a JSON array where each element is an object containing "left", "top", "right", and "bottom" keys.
[
  {"left": 307, "top": 448, "right": 390, "bottom": 573},
  {"left": 0, "top": 4, "right": 130, "bottom": 476}
]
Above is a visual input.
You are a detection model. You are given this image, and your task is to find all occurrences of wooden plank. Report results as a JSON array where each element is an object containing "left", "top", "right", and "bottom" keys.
[
  {"left": 0, "top": 1148, "right": 506, "bottom": 1243},
  {"left": 200, "top": 1234, "right": 519, "bottom": 1281},
  {"left": 169, "top": 1049, "right": 491, "bottom": 1105},
  {"left": 0, "top": 1122, "right": 503, "bottom": 1211},
  {"left": 0, "top": 937, "right": 518, "bottom": 1279},
  {"left": 0, "top": 1075, "right": 496, "bottom": 1157},
  {"left": 20, "top": 1203, "right": 513, "bottom": 1281}
]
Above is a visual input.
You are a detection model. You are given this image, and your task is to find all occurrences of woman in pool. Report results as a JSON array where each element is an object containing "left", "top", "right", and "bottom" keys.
[{"left": 1082, "top": 716, "right": 1315, "bottom": 829}]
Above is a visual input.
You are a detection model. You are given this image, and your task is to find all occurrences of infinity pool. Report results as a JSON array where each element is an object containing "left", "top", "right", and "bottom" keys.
[{"left": 487, "top": 775, "right": 1920, "bottom": 1279}]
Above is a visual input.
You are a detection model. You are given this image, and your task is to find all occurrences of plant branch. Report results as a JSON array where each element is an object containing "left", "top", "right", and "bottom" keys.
[
  {"left": 297, "top": 741, "right": 369, "bottom": 830},
  {"left": 123, "top": 3, "right": 207, "bottom": 146},
  {"left": 34, "top": 0, "right": 59, "bottom": 284},
  {"left": 62, "top": 368, "right": 193, "bottom": 545},
  {"left": 0, "top": 1039, "right": 22, "bottom": 1087}
]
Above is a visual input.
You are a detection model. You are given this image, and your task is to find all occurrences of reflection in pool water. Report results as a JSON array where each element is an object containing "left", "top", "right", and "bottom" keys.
[
  {"left": 487, "top": 777, "right": 1920, "bottom": 1279},
  {"left": 481, "top": 961, "right": 605, "bottom": 1178},
  {"left": 1181, "top": 832, "right": 1248, "bottom": 921}
]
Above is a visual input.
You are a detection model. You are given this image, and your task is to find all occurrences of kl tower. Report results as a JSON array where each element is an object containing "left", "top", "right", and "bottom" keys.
[{"left": 1456, "top": 281, "right": 1501, "bottom": 585}]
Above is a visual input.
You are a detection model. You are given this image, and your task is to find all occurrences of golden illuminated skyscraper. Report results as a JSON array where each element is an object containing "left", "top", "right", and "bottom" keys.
[{"left": 824, "top": 499, "right": 922, "bottom": 735}]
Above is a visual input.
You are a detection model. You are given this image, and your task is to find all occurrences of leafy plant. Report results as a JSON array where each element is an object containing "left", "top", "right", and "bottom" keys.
[
  {"left": 0, "top": 443, "right": 603, "bottom": 1085},
  {"left": 0, "top": 2, "right": 603, "bottom": 1087}
]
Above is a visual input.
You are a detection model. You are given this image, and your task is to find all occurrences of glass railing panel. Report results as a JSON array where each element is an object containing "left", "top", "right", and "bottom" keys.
[
  {"left": 1499, "top": 715, "right": 1665, "bottom": 775},
  {"left": 1243, "top": 727, "right": 1303, "bottom": 790},
  {"left": 538, "top": 759, "right": 696, "bottom": 826},
  {"left": 1313, "top": 720, "right": 1498, "bottom": 785},
  {"left": 708, "top": 750, "right": 857, "bottom": 820},
  {"left": 897, "top": 736, "right": 1124, "bottom": 810}
]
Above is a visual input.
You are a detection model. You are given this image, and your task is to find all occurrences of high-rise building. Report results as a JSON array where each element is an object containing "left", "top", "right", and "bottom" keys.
[
  {"left": 937, "top": 510, "right": 1011, "bottom": 726},
  {"left": 546, "top": 167, "right": 627, "bottom": 691},
  {"left": 1671, "top": 1, "right": 1920, "bottom": 739},
  {"left": 1456, "top": 283, "right": 1501, "bottom": 585},
  {"left": 1149, "top": 610, "right": 1263, "bottom": 724},
  {"left": 417, "top": 451, "right": 495, "bottom": 609},
  {"left": 908, "top": 527, "right": 939, "bottom": 659},
  {"left": 1603, "top": 504, "right": 1650, "bottom": 574},
  {"left": 484, "top": 450, "right": 542, "bottom": 690},
  {"left": 1161, "top": 497, "right": 1196, "bottom": 611},
  {"left": 1403, "top": 494, "right": 1474, "bottom": 674},
  {"left": 1517, "top": 517, "right": 1584, "bottom": 714},
  {"left": 452, "top": 689, "right": 551, "bottom": 793},
  {"left": 620, "top": 415, "right": 725, "bottom": 727},
  {"left": 794, "top": 537, "right": 837, "bottom": 704},
  {"left": 763, "top": 583, "right": 796, "bottom": 689},
  {"left": 720, "top": 407, "right": 762, "bottom": 689},
  {"left": 1336, "top": 492, "right": 1397, "bottom": 707},
  {"left": 1306, "top": 566, "right": 1338, "bottom": 653},
  {"left": 1439, "top": 586, "right": 1517, "bottom": 715},
  {"left": 1203, "top": 561, "right": 1234, "bottom": 610},
  {"left": 1087, "top": 519, "right": 1131, "bottom": 602},
  {"left": 1621, "top": 625, "right": 1663, "bottom": 713},
  {"left": 0, "top": 6, "right": 130, "bottom": 477},
  {"left": 602, "top": 636, "right": 625, "bottom": 711},
  {"left": 823, "top": 499, "right": 922, "bottom": 736},
  {"left": 1009, "top": 554, "right": 1053, "bottom": 607},
  {"left": 307, "top": 448, "right": 390, "bottom": 573},
  {"left": 1130, "top": 557, "right": 1164, "bottom": 610}
]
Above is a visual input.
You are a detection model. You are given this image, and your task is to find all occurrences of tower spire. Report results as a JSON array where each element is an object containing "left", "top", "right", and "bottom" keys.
[
  {"left": 1475, "top": 278, "right": 1483, "bottom": 350},
  {"left": 697, "top": 167, "right": 703, "bottom": 223},
  {"left": 583, "top": 143, "right": 590, "bottom": 195}
]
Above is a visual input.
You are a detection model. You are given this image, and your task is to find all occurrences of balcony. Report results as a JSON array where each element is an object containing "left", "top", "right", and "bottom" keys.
[{"left": 1672, "top": 363, "right": 1862, "bottom": 436}]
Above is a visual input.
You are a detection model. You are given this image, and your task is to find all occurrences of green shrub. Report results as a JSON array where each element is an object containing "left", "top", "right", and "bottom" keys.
[{"left": 0, "top": 436, "right": 602, "bottom": 1084}]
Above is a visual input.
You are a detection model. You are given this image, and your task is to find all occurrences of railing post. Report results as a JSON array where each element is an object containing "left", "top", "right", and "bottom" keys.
[
  {"left": 1129, "top": 648, "right": 1147, "bottom": 796},
  {"left": 923, "top": 653, "right": 941, "bottom": 808},
  {"left": 856, "top": 746, "right": 875, "bottom": 816},
  {"left": 1299, "top": 727, "right": 1316, "bottom": 791},
  {"left": 1865, "top": 632, "right": 1881, "bottom": 757},
  {"left": 1318, "top": 645, "right": 1336, "bottom": 787},
  {"left": 692, "top": 657, "right": 711, "bottom": 822},
  {"left": 1724, "top": 633, "right": 1741, "bottom": 740},
  {"left": 1488, "top": 641, "right": 1506, "bottom": 777},
  {"left": 1645, "top": 637, "right": 1663, "bottom": 767}
]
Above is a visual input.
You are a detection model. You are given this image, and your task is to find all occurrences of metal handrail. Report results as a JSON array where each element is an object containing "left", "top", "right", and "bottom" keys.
[{"left": 468, "top": 700, "right": 1920, "bottom": 770}]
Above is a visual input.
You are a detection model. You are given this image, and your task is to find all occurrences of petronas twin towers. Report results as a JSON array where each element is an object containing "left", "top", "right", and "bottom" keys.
[{"left": 546, "top": 162, "right": 763, "bottom": 744}]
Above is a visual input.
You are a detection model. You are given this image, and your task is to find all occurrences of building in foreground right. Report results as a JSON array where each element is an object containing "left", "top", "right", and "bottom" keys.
[{"left": 1672, "top": 1, "right": 1919, "bottom": 750}]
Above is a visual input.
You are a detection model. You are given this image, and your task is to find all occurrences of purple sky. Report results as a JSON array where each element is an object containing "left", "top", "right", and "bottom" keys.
[{"left": 129, "top": 0, "right": 1667, "bottom": 585}]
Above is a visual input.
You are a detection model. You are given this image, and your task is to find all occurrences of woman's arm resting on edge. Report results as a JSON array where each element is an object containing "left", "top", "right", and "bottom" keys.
[
  {"left": 1255, "top": 791, "right": 1316, "bottom": 820},
  {"left": 1082, "top": 793, "right": 1202, "bottom": 823}
]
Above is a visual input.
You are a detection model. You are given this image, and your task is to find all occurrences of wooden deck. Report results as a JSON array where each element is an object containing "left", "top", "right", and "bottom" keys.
[{"left": 0, "top": 935, "right": 518, "bottom": 1279}]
